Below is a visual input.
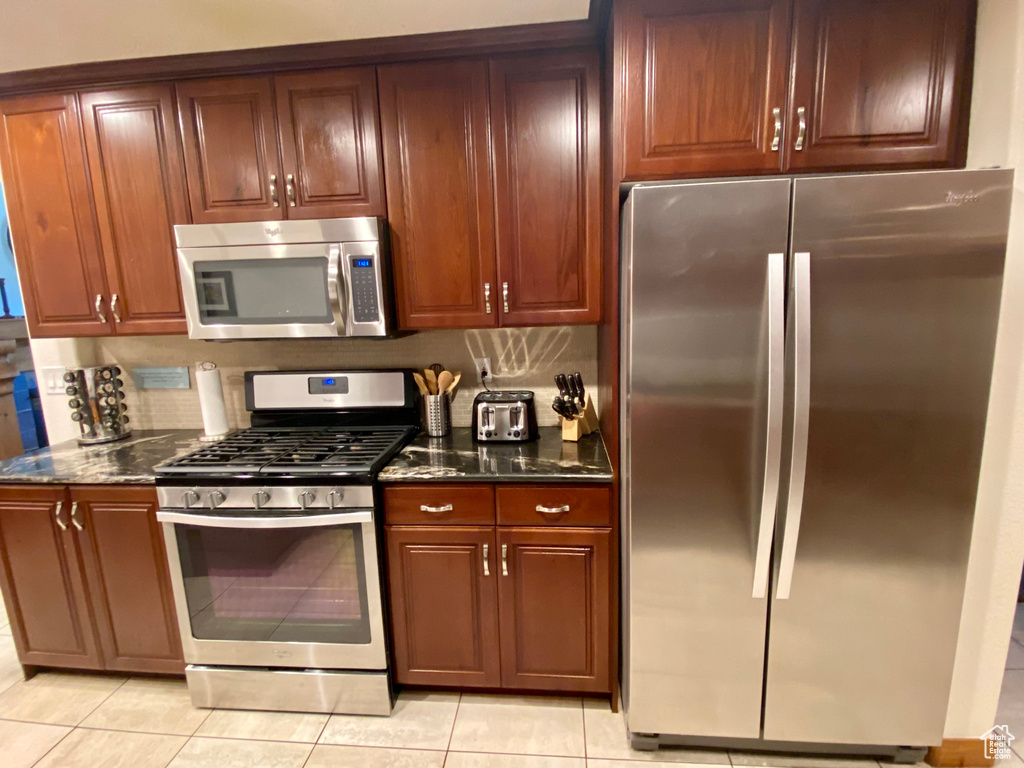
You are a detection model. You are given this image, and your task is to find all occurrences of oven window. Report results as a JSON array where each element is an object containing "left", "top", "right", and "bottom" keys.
[
  {"left": 194, "top": 257, "right": 332, "bottom": 326},
  {"left": 175, "top": 523, "right": 372, "bottom": 644}
]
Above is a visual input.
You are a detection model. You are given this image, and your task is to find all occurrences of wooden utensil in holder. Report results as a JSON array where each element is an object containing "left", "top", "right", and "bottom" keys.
[{"left": 560, "top": 393, "right": 598, "bottom": 442}]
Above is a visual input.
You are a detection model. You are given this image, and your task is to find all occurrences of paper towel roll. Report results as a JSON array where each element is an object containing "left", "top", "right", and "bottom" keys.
[{"left": 195, "top": 362, "right": 230, "bottom": 438}]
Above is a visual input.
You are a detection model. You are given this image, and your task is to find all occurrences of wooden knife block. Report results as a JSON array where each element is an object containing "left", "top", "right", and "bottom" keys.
[{"left": 560, "top": 393, "right": 598, "bottom": 442}]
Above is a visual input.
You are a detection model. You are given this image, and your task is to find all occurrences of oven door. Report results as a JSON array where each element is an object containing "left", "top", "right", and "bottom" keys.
[{"left": 158, "top": 508, "right": 386, "bottom": 671}]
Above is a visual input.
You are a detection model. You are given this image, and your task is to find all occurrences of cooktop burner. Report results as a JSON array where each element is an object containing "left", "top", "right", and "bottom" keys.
[{"left": 156, "top": 426, "right": 416, "bottom": 477}]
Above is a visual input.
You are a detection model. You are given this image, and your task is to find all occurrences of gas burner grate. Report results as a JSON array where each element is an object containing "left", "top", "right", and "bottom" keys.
[{"left": 156, "top": 427, "right": 415, "bottom": 476}]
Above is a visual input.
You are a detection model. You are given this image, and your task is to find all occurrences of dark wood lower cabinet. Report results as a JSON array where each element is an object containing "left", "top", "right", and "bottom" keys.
[
  {"left": 384, "top": 484, "right": 614, "bottom": 696},
  {"left": 71, "top": 486, "right": 184, "bottom": 674},
  {"left": 0, "top": 485, "right": 103, "bottom": 670},
  {"left": 0, "top": 484, "right": 183, "bottom": 675},
  {"left": 386, "top": 526, "right": 501, "bottom": 687},
  {"left": 497, "top": 527, "right": 610, "bottom": 693}
]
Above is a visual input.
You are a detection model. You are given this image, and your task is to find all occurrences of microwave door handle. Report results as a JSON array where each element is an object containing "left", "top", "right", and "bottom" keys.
[
  {"left": 156, "top": 510, "right": 373, "bottom": 529},
  {"left": 327, "top": 244, "right": 347, "bottom": 332}
]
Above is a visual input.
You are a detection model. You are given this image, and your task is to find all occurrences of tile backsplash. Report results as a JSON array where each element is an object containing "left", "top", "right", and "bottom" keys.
[{"left": 31, "top": 327, "right": 598, "bottom": 444}]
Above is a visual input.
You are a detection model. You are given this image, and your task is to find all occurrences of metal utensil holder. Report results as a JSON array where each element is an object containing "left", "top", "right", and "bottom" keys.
[{"left": 424, "top": 394, "right": 452, "bottom": 437}]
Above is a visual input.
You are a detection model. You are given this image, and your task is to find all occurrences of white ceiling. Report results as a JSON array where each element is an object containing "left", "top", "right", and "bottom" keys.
[{"left": 0, "top": 0, "right": 591, "bottom": 74}]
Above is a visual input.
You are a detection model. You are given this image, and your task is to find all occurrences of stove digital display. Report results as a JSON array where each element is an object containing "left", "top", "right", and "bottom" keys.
[{"left": 308, "top": 376, "right": 350, "bottom": 395}]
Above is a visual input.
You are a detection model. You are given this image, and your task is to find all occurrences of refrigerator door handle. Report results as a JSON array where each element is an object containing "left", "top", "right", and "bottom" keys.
[
  {"left": 752, "top": 252, "right": 786, "bottom": 599},
  {"left": 776, "top": 251, "right": 812, "bottom": 600}
]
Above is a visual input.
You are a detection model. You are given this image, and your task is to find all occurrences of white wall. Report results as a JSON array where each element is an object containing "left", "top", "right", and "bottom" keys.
[
  {"left": 0, "top": 0, "right": 589, "bottom": 74},
  {"left": 945, "top": 0, "right": 1024, "bottom": 738}
]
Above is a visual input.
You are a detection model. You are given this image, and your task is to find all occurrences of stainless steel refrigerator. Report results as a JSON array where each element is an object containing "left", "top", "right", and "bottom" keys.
[{"left": 620, "top": 169, "right": 1013, "bottom": 755}]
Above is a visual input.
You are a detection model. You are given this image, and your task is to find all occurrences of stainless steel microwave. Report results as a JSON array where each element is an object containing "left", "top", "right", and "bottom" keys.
[{"left": 175, "top": 218, "right": 392, "bottom": 340}]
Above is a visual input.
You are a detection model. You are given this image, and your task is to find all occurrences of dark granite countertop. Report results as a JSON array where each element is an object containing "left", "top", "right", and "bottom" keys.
[
  {"left": 379, "top": 427, "right": 613, "bottom": 483},
  {"left": 0, "top": 430, "right": 207, "bottom": 485}
]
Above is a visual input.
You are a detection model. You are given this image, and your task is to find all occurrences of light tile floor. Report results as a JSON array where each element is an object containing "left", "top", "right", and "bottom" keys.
[{"left": 0, "top": 587, "right": 1023, "bottom": 767}]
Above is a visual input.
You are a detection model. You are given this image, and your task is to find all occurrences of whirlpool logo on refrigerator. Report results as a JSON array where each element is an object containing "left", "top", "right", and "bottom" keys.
[{"left": 946, "top": 190, "right": 980, "bottom": 206}]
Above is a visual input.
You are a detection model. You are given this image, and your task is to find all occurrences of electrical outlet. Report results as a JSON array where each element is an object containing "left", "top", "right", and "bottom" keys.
[{"left": 473, "top": 357, "right": 492, "bottom": 384}]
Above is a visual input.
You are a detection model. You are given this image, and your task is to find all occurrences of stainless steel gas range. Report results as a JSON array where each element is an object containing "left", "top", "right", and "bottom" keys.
[{"left": 154, "top": 369, "right": 419, "bottom": 716}]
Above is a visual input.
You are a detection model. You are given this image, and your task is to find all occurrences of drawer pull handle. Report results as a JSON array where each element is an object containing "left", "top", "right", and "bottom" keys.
[
  {"left": 420, "top": 504, "right": 453, "bottom": 513},
  {"left": 501, "top": 543, "right": 508, "bottom": 576},
  {"left": 483, "top": 543, "right": 490, "bottom": 576},
  {"left": 794, "top": 107, "right": 806, "bottom": 151},
  {"left": 54, "top": 501, "right": 66, "bottom": 531},
  {"left": 536, "top": 504, "right": 570, "bottom": 514}
]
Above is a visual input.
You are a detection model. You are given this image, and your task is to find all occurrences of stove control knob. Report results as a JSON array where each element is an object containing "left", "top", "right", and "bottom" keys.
[
  {"left": 206, "top": 490, "right": 226, "bottom": 509},
  {"left": 182, "top": 490, "right": 200, "bottom": 509},
  {"left": 252, "top": 489, "right": 271, "bottom": 509},
  {"left": 298, "top": 490, "right": 317, "bottom": 510},
  {"left": 327, "top": 489, "right": 344, "bottom": 509},
  {"left": 62, "top": 371, "right": 77, "bottom": 384}
]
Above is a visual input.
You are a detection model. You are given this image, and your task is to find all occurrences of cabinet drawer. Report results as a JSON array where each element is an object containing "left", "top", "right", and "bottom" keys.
[
  {"left": 497, "top": 485, "right": 612, "bottom": 527},
  {"left": 384, "top": 485, "right": 495, "bottom": 525}
]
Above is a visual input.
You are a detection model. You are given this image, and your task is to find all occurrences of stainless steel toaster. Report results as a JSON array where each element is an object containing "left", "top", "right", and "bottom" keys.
[{"left": 472, "top": 390, "right": 538, "bottom": 442}]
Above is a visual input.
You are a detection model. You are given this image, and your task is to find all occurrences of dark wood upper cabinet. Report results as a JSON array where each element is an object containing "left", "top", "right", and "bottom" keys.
[
  {"left": 785, "top": 0, "right": 972, "bottom": 171},
  {"left": 275, "top": 68, "right": 385, "bottom": 219},
  {"left": 80, "top": 85, "right": 189, "bottom": 335},
  {"left": 71, "top": 486, "right": 183, "bottom": 674},
  {"left": 386, "top": 525, "right": 501, "bottom": 688},
  {"left": 620, "top": 0, "right": 793, "bottom": 179},
  {"left": 378, "top": 60, "right": 497, "bottom": 330},
  {"left": 0, "top": 93, "right": 112, "bottom": 337},
  {"left": 490, "top": 52, "right": 602, "bottom": 325},
  {"left": 177, "top": 76, "right": 284, "bottom": 224},
  {"left": 0, "top": 486, "right": 103, "bottom": 670},
  {"left": 497, "top": 527, "right": 610, "bottom": 692}
]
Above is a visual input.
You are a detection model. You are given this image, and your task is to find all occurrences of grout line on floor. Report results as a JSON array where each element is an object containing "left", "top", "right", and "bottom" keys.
[
  {"left": 581, "top": 696, "right": 589, "bottom": 760},
  {"left": 445, "top": 692, "right": 462, "bottom": 755},
  {"left": 26, "top": 723, "right": 78, "bottom": 768}
]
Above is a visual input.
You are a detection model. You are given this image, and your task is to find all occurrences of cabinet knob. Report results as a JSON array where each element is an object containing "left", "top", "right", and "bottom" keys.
[
  {"left": 771, "top": 107, "right": 782, "bottom": 152},
  {"left": 501, "top": 543, "right": 509, "bottom": 576},
  {"left": 270, "top": 174, "right": 280, "bottom": 207},
  {"left": 54, "top": 501, "right": 66, "bottom": 531},
  {"left": 795, "top": 107, "right": 806, "bottom": 151},
  {"left": 286, "top": 174, "right": 296, "bottom": 207},
  {"left": 483, "top": 543, "right": 490, "bottom": 577},
  {"left": 502, "top": 282, "right": 509, "bottom": 314},
  {"left": 70, "top": 501, "right": 83, "bottom": 531},
  {"left": 484, "top": 282, "right": 492, "bottom": 314},
  {"left": 110, "top": 294, "right": 122, "bottom": 324},
  {"left": 95, "top": 294, "right": 107, "bottom": 323}
]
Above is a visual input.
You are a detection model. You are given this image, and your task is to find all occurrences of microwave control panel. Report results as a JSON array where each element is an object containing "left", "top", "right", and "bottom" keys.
[{"left": 350, "top": 256, "right": 380, "bottom": 323}]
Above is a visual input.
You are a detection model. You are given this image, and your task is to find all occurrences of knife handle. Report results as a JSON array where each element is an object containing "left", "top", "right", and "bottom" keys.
[{"left": 573, "top": 372, "right": 585, "bottom": 399}]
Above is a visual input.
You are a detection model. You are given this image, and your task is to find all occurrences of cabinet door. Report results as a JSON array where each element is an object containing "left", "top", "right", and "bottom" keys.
[
  {"left": 80, "top": 85, "right": 189, "bottom": 336},
  {"left": 786, "top": 0, "right": 972, "bottom": 171},
  {"left": 490, "top": 52, "right": 601, "bottom": 326},
  {"left": 275, "top": 68, "right": 385, "bottom": 219},
  {"left": 378, "top": 61, "right": 497, "bottom": 330},
  {"left": 177, "top": 77, "right": 283, "bottom": 223},
  {"left": 71, "top": 486, "right": 183, "bottom": 674},
  {"left": 0, "top": 93, "right": 112, "bottom": 337},
  {"left": 0, "top": 486, "right": 103, "bottom": 669},
  {"left": 620, "top": 0, "right": 792, "bottom": 179},
  {"left": 497, "top": 527, "right": 610, "bottom": 693},
  {"left": 386, "top": 526, "right": 500, "bottom": 687}
]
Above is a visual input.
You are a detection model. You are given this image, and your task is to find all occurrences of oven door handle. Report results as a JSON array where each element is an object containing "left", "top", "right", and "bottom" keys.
[
  {"left": 327, "top": 244, "right": 347, "bottom": 332},
  {"left": 156, "top": 510, "right": 372, "bottom": 529}
]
